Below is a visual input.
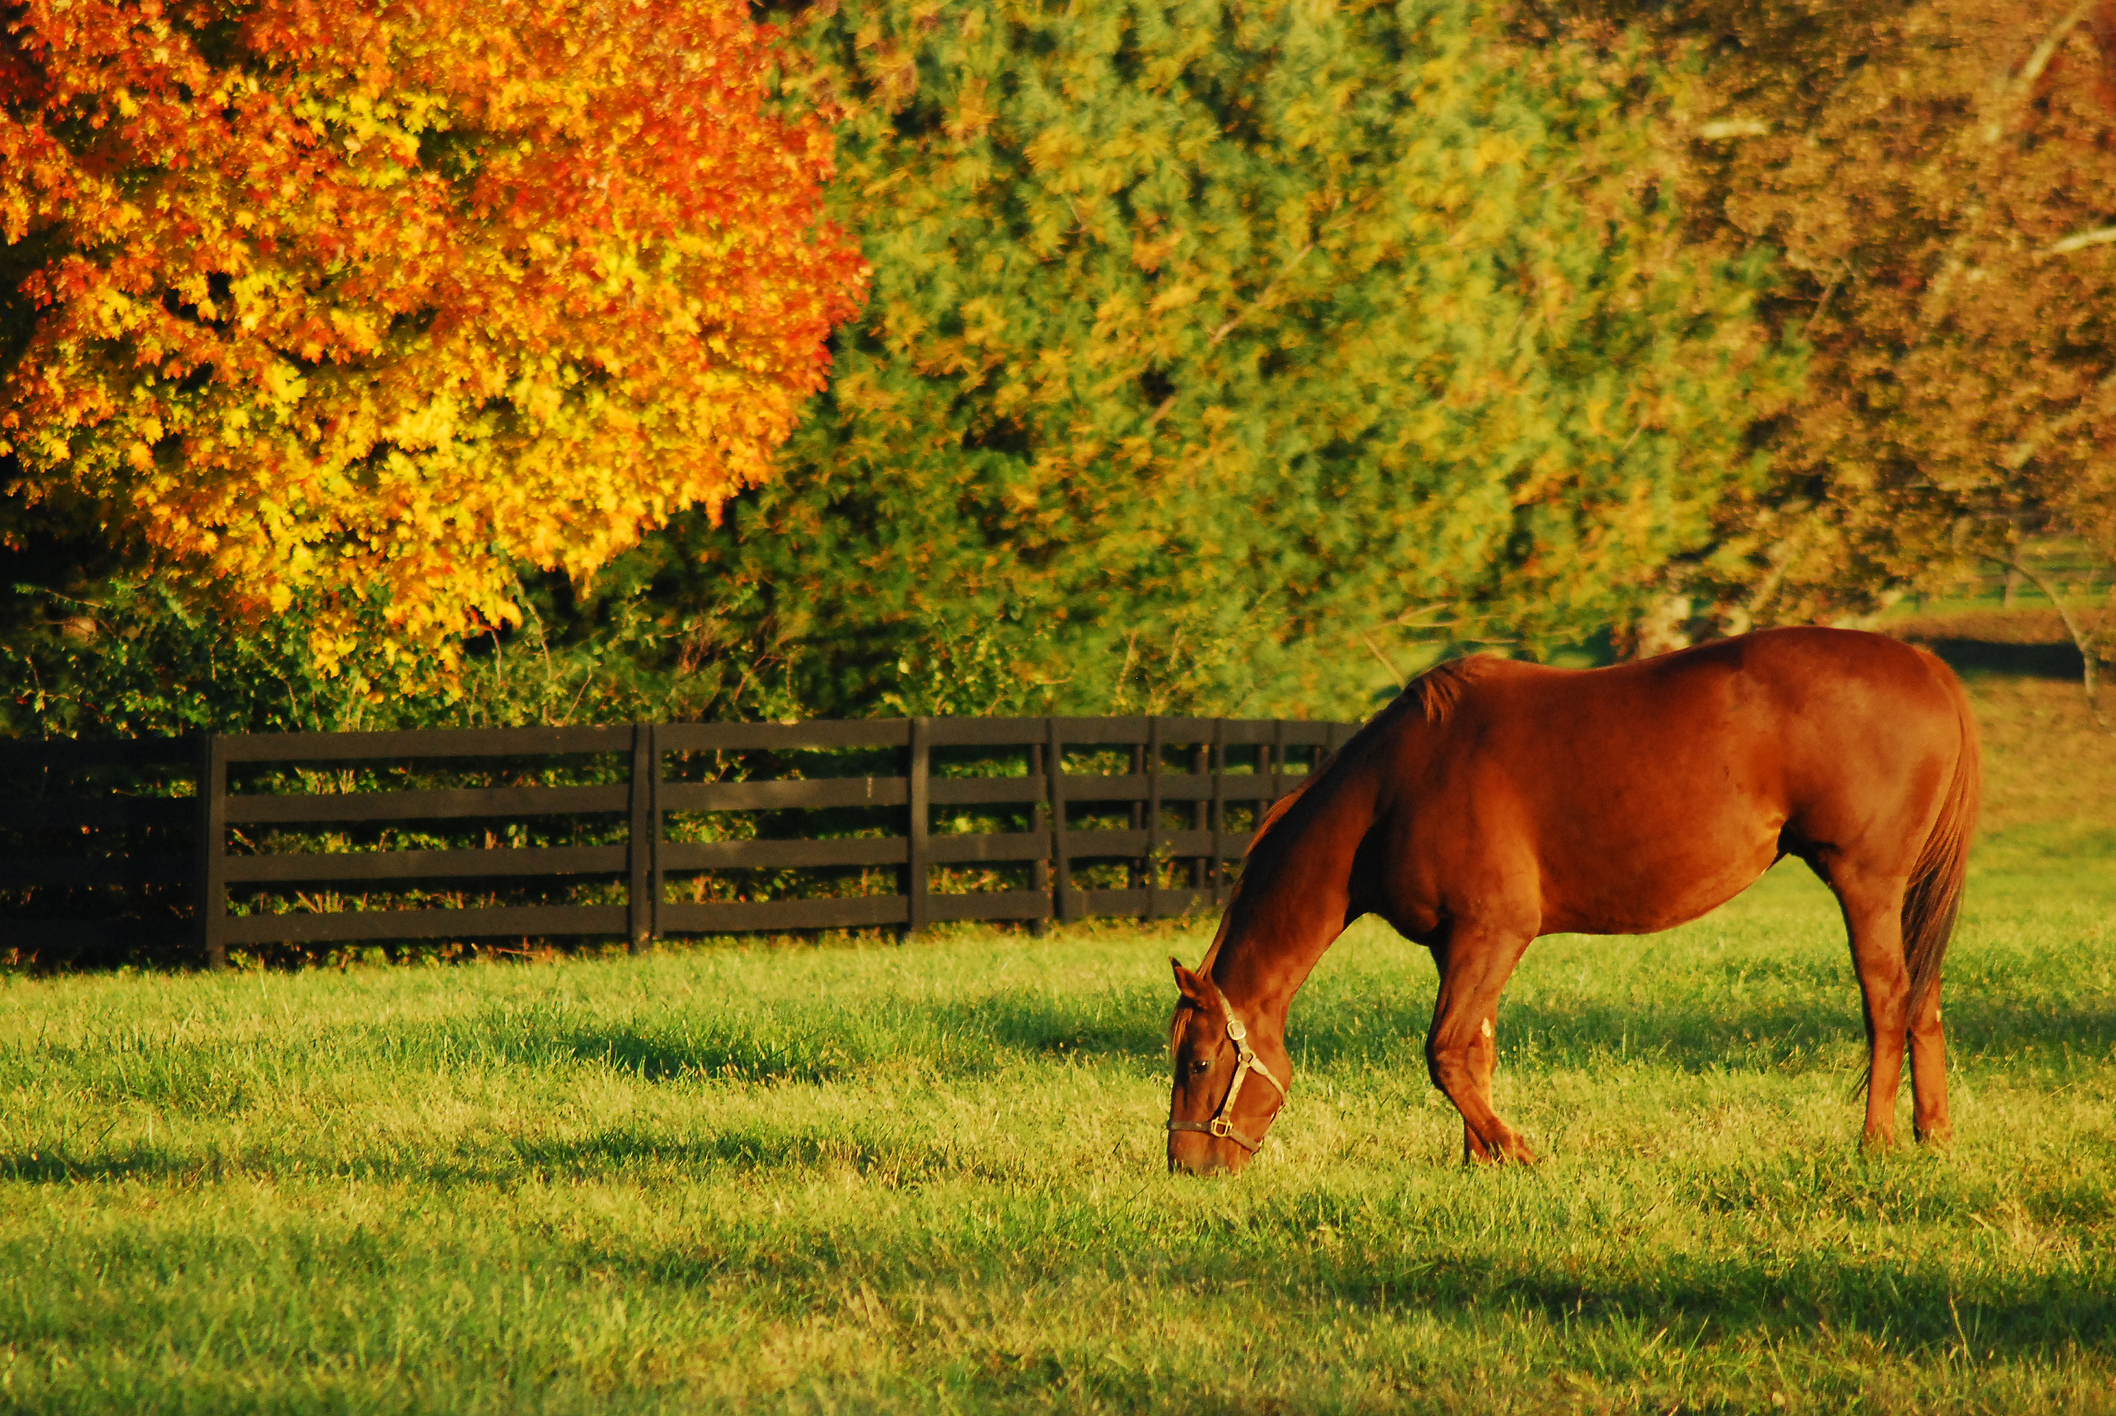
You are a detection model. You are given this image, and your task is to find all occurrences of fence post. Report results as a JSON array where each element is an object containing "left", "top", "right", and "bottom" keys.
[
  {"left": 650, "top": 723, "right": 664, "bottom": 945},
  {"left": 1210, "top": 719, "right": 1228, "bottom": 906},
  {"left": 1028, "top": 739, "right": 1048, "bottom": 938},
  {"left": 1191, "top": 738, "right": 1208, "bottom": 896},
  {"left": 627, "top": 722, "right": 655, "bottom": 954},
  {"left": 904, "top": 717, "right": 931, "bottom": 939},
  {"left": 192, "top": 732, "right": 226, "bottom": 970},
  {"left": 1144, "top": 717, "right": 1161, "bottom": 922},
  {"left": 1047, "top": 718, "right": 1075, "bottom": 923}
]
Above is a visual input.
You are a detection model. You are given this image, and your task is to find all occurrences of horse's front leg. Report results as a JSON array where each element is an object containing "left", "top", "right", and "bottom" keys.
[{"left": 1426, "top": 924, "right": 1537, "bottom": 1165}]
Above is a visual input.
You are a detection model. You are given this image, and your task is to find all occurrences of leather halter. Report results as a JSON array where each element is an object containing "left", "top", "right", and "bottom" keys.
[{"left": 1166, "top": 1012, "right": 1289, "bottom": 1153}]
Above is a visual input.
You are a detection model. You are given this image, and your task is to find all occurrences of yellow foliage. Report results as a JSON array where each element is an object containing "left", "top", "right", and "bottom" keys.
[{"left": 0, "top": 0, "right": 868, "bottom": 681}]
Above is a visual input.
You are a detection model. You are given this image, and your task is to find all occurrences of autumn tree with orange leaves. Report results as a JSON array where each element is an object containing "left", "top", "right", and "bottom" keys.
[
  {"left": 1544, "top": 0, "right": 2116, "bottom": 695},
  {"left": 0, "top": 0, "right": 865, "bottom": 685}
]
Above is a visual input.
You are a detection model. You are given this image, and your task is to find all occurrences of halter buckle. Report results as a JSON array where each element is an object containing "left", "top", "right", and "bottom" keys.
[{"left": 1167, "top": 1005, "right": 1291, "bottom": 1156}]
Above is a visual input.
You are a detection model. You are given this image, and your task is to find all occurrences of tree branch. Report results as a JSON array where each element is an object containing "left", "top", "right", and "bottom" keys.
[
  {"left": 1143, "top": 202, "right": 1359, "bottom": 431},
  {"left": 1357, "top": 626, "right": 1406, "bottom": 690},
  {"left": 1986, "top": 0, "right": 2100, "bottom": 143},
  {"left": 2000, "top": 365, "right": 2116, "bottom": 469},
  {"left": 1143, "top": 236, "right": 1321, "bottom": 431},
  {"left": 1803, "top": 262, "right": 1846, "bottom": 337},
  {"left": 1994, "top": 552, "right": 2106, "bottom": 723},
  {"left": 2043, "top": 225, "right": 2116, "bottom": 256},
  {"left": 1921, "top": 1, "right": 2098, "bottom": 326},
  {"left": 1208, "top": 238, "right": 1320, "bottom": 349}
]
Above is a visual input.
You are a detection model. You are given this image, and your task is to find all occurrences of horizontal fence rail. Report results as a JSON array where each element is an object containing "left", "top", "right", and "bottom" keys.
[{"left": 1, "top": 715, "right": 1359, "bottom": 965}]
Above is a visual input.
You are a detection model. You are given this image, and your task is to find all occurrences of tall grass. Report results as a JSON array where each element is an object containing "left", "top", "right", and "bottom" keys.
[{"left": 0, "top": 858, "right": 2110, "bottom": 1413}]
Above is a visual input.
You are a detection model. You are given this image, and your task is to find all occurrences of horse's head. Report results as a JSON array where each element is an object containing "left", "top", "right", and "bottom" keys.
[{"left": 1165, "top": 956, "right": 1288, "bottom": 1176}]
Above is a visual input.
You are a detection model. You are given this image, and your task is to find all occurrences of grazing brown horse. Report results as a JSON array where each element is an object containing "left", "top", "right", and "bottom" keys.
[{"left": 1166, "top": 627, "right": 1981, "bottom": 1174}]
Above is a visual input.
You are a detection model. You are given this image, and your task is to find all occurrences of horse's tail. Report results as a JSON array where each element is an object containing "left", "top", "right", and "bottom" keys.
[{"left": 1901, "top": 654, "right": 1982, "bottom": 1021}]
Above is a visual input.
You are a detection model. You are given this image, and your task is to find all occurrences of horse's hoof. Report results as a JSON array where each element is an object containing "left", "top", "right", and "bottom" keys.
[{"left": 1463, "top": 1138, "right": 1539, "bottom": 1167}]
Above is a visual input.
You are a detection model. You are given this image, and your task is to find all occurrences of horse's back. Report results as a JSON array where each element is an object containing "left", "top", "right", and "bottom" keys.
[
  {"left": 1686, "top": 628, "right": 1972, "bottom": 879},
  {"left": 1469, "top": 627, "right": 1961, "bottom": 788},
  {"left": 1628, "top": 629, "right": 1966, "bottom": 832},
  {"left": 1367, "top": 628, "right": 1971, "bottom": 938}
]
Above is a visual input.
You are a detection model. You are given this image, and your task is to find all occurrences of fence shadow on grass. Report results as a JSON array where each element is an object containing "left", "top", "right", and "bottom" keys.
[
  {"left": 453, "top": 1003, "right": 891, "bottom": 1086},
  {"left": 505, "top": 1124, "right": 1029, "bottom": 1185},
  {"left": 9, "top": 982, "right": 2107, "bottom": 1136},
  {"left": 557, "top": 1240, "right": 2114, "bottom": 1370},
  {"left": 972, "top": 990, "right": 1166, "bottom": 1061},
  {"left": 0, "top": 1143, "right": 256, "bottom": 1188},
  {"left": 517, "top": 1021, "right": 846, "bottom": 1086},
  {"left": 0, "top": 1123, "right": 1030, "bottom": 1190},
  {"left": 445, "top": 990, "right": 1179, "bottom": 1085}
]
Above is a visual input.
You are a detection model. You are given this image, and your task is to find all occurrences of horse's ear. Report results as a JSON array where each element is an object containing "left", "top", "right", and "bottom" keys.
[{"left": 1170, "top": 957, "right": 1216, "bottom": 1006}]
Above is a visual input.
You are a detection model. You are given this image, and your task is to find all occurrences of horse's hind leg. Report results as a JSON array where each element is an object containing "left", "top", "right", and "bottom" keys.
[
  {"left": 1834, "top": 884, "right": 1913, "bottom": 1148},
  {"left": 1425, "top": 925, "right": 1537, "bottom": 1165},
  {"left": 1909, "top": 978, "right": 1951, "bottom": 1144}
]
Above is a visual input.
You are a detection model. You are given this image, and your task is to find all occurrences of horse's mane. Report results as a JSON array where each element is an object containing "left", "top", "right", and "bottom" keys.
[
  {"left": 1241, "top": 655, "right": 1492, "bottom": 857},
  {"left": 1189, "top": 655, "right": 1497, "bottom": 982},
  {"left": 1407, "top": 653, "right": 1495, "bottom": 726}
]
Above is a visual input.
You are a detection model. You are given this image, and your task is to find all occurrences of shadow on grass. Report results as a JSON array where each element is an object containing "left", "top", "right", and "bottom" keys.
[
  {"left": 0, "top": 1122, "right": 1024, "bottom": 1188},
  {"left": 505, "top": 1126, "right": 1021, "bottom": 1182},
  {"left": 1286, "top": 985, "right": 2116, "bottom": 1076},
  {"left": 0, "top": 1143, "right": 247, "bottom": 1187},
  {"left": 574, "top": 1199, "right": 2116, "bottom": 1365},
  {"left": 456, "top": 1004, "right": 890, "bottom": 1086},
  {"left": 452, "top": 978, "right": 2116, "bottom": 1086},
  {"left": 442, "top": 991, "right": 1174, "bottom": 1085},
  {"left": 543, "top": 1023, "right": 833, "bottom": 1085},
  {"left": 1318, "top": 1249, "right": 2116, "bottom": 1361},
  {"left": 15, "top": 962, "right": 2110, "bottom": 1126}
]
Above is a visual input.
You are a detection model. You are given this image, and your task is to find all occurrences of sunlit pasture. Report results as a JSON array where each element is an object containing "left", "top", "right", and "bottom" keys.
[{"left": 0, "top": 836, "right": 2109, "bottom": 1413}]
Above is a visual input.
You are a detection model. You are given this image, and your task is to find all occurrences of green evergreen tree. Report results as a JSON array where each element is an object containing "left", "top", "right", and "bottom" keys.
[{"left": 626, "top": 0, "right": 1799, "bottom": 720}]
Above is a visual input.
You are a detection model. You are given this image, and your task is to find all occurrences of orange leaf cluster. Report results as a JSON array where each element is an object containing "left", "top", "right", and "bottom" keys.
[{"left": 0, "top": 0, "right": 866, "bottom": 679}]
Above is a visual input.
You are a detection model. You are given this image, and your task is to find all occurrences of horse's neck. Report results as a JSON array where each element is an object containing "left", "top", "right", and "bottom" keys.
[{"left": 1206, "top": 771, "right": 1370, "bottom": 1025}]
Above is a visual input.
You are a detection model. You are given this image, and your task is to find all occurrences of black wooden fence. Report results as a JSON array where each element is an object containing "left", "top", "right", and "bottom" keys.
[{"left": 2, "top": 716, "right": 1357, "bottom": 966}]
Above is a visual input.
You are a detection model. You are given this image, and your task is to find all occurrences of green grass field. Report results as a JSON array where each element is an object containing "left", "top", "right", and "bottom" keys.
[{"left": 2, "top": 670, "right": 2112, "bottom": 1413}]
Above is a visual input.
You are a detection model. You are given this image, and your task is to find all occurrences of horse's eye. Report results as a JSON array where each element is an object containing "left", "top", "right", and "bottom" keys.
[{"left": 1190, "top": 1057, "right": 1212, "bottom": 1075}]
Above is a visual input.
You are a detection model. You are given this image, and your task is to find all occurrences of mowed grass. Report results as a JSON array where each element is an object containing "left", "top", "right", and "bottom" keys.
[
  {"left": 2, "top": 870, "right": 2112, "bottom": 1414},
  {"left": 1, "top": 671, "right": 2111, "bottom": 1414}
]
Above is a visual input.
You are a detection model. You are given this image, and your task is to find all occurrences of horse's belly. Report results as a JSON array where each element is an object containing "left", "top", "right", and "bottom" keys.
[{"left": 1534, "top": 814, "right": 1783, "bottom": 937}]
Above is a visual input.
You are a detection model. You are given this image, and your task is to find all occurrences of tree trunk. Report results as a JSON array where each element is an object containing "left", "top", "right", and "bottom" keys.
[{"left": 1999, "top": 556, "right": 2105, "bottom": 726}]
